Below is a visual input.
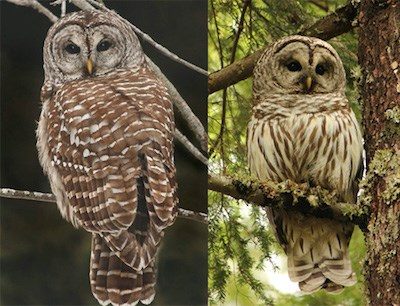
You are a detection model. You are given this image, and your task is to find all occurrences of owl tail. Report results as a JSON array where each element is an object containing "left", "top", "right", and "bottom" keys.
[
  {"left": 285, "top": 216, "right": 356, "bottom": 294},
  {"left": 90, "top": 234, "right": 156, "bottom": 306}
]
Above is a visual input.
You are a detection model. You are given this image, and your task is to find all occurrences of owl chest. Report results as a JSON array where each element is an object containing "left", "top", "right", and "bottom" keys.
[
  {"left": 278, "top": 115, "right": 326, "bottom": 178},
  {"left": 253, "top": 112, "right": 346, "bottom": 183}
]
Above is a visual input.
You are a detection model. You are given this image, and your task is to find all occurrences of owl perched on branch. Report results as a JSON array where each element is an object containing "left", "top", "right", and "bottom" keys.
[
  {"left": 247, "top": 36, "right": 363, "bottom": 294},
  {"left": 37, "top": 10, "right": 178, "bottom": 305}
]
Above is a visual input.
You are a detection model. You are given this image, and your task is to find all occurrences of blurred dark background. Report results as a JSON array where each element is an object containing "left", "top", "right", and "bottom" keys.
[{"left": 0, "top": 1, "right": 207, "bottom": 305}]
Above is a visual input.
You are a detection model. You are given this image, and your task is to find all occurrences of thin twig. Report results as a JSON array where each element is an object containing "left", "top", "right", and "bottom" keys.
[
  {"left": 210, "top": 0, "right": 225, "bottom": 68},
  {"left": 61, "top": 0, "right": 66, "bottom": 17},
  {"left": 131, "top": 24, "right": 209, "bottom": 76},
  {"left": 1, "top": 188, "right": 57, "bottom": 203},
  {"left": 208, "top": 0, "right": 225, "bottom": 157},
  {"left": 175, "top": 129, "right": 208, "bottom": 165},
  {"left": 230, "top": 0, "right": 251, "bottom": 64},
  {"left": 0, "top": 188, "right": 208, "bottom": 225},
  {"left": 176, "top": 207, "right": 208, "bottom": 224},
  {"left": 5, "top": 0, "right": 58, "bottom": 22},
  {"left": 51, "top": 0, "right": 67, "bottom": 16},
  {"left": 52, "top": 0, "right": 94, "bottom": 12},
  {"left": 208, "top": 89, "right": 227, "bottom": 157},
  {"left": 70, "top": 0, "right": 95, "bottom": 11},
  {"left": 209, "top": 0, "right": 251, "bottom": 157},
  {"left": 85, "top": 0, "right": 208, "bottom": 76}
]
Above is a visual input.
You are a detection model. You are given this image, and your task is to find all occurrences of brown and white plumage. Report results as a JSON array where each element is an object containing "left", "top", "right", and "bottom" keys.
[
  {"left": 37, "top": 10, "right": 177, "bottom": 305},
  {"left": 247, "top": 35, "right": 363, "bottom": 294}
]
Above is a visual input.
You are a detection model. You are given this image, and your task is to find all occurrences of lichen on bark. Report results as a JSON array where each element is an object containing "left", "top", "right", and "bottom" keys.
[{"left": 358, "top": 0, "right": 400, "bottom": 303}]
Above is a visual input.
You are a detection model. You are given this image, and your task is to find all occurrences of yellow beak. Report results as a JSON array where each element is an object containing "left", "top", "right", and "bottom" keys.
[
  {"left": 86, "top": 58, "right": 93, "bottom": 75},
  {"left": 305, "top": 76, "right": 312, "bottom": 91}
]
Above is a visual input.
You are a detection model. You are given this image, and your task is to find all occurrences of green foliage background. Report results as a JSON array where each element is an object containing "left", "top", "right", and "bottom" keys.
[{"left": 208, "top": 1, "right": 365, "bottom": 305}]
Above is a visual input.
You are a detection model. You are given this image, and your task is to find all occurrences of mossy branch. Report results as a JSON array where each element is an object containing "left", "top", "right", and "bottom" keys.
[
  {"left": 208, "top": 173, "right": 369, "bottom": 231},
  {"left": 208, "top": 2, "right": 359, "bottom": 94}
]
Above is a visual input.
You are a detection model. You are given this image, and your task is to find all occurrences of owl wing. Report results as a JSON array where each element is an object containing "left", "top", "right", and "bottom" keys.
[{"left": 44, "top": 68, "right": 177, "bottom": 271}]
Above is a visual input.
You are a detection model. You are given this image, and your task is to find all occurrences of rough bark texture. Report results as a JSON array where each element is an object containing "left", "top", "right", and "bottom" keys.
[{"left": 358, "top": 1, "right": 400, "bottom": 304}]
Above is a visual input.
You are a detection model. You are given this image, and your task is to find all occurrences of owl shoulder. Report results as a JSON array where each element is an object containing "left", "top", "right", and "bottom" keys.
[{"left": 40, "top": 81, "right": 54, "bottom": 102}]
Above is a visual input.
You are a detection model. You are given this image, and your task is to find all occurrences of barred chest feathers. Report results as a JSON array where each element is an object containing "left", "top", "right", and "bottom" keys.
[{"left": 247, "top": 93, "right": 362, "bottom": 202}]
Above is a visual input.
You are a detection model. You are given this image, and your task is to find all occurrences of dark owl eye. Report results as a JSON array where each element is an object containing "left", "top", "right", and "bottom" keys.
[
  {"left": 316, "top": 64, "right": 326, "bottom": 75},
  {"left": 97, "top": 40, "right": 112, "bottom": 52},
  {"left": 286, "top": 61, "right": 302, "bottom": 72},
  {"left": 65, "top": 43, "right": 80, "bottom": 54}
]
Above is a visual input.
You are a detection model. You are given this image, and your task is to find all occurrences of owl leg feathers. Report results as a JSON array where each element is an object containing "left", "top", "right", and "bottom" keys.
[
  {"left": 90, "top": 234, "right": 156, "bottom": 306},
  {"left": 283, "top": 212, "right": 356, "bottom": 294}
]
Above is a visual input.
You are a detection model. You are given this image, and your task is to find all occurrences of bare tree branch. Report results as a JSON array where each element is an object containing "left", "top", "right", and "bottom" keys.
[
  {"left": 0, "top": 188, "right": 208, "bottom": 225},
  {"left": 146, "top": 57, "right": 208, "bottom": 152},
  {"left": 208, "top": 2, "right": 359, "bottom": 94},
  {"left": 5, "top": 0, "right": 58, "bottom": 22},
  {"left": 176, "top": 207, "right": 208, "bottom": 225},
  {"left": 0, "top": 188, "right": 57, "bottom": 203},
  {"left": 175, "top": 129, "right": 208, "bottom": 165},
  {"left": 61, "top": 0, "right": 66, "bottom": 17},
  {"left": 299, "top": 2, "right": 358, "bottom": 39},
  {"left": 208, "top": 173, "right": 369, "bottom": 231},
  {"left": 130, "top": 23, "right": 208, "bottom": 76},
  {"left": 85, "top": 0, "right": 208, "bottom": 76},
  {"left": 52, "top": 0, "right": 95, "bottom": 11},
  {"left": 69, "top": 0, "right": 95, "bottom": 11}
]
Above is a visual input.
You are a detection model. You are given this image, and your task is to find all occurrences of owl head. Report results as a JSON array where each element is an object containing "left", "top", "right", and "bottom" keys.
[
  {"left": 253, "top": 35, "right": 346, "bottom": 99},
  {"left": 43, "top": 10, "right": 145, "bottom": 84}
]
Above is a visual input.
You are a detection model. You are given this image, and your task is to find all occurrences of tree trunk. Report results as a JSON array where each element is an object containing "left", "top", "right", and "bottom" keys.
[{"left": 358, "top": 1, "right": 400, "bottom": 304}]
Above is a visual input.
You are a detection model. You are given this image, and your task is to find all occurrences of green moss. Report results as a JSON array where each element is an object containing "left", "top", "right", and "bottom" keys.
[
  {"left": 367, "top": 207, "right": 400, "bottom": 274},
  {"left": 306, "top": 194, "right": 319, "bottom": 206},
  {"left": 341, "top": 201, "right": 365, "bottom": 217},
  {"left": 369, "top": 149, "right": 393, "bottom": 175},
  {"left": 385, "top": 106, "right": 400, "bottom": 124},
  {"left": 381, "top": 150, "right": 400, "bottom": 204},
  {"left": 230, "top": 174, "right": 266, "bottom": 200},
  {"left": 362, "top": 148, "right": 400, "bottom": 277},
  {"left": 366, "top": 72, "right": 374, "bottom": 84},
  {"left": 360, "top": 149, "right": 400, "bottom": 207},
  {"left": 381, "top": 107, "right": 400, "bottom": 141},
  {"left": 358, "top": 149, "right": 400, "bottom": 219}
]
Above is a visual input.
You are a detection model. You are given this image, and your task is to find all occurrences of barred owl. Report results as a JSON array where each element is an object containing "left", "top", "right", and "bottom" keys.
[
  {"left": 247, "top": 36, "right": 363, "bottom": 294},
  {"left": 37, "top": 10, "right": 177, "bottom": 305}
]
